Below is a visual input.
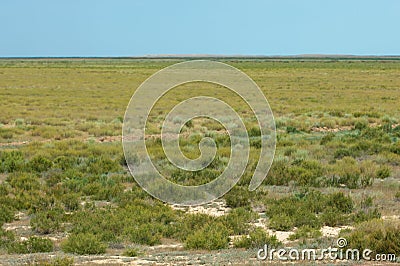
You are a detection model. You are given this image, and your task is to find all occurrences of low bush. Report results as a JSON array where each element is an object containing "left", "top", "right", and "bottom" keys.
[
  {"left": 0, "top": 150, "right": 25, "bottom": 173},
  {"left": 0, "top": 205, "right": 14, "bottom": 226},
  {"left": 125, "top": 224, "right": 162, "bottom": 246},
  {"left": 321, "top": 208, "right": 348, "bottom": 227},
  {"left": 234, "top": 227, "right": 281, "bottom": 249},
  {"left": 266, "top": 191, "right": 356, "bottom": 231},
  {"left": 122, "top": 247, "right": 142, "bottom": 257},
  {"left": 333, "top": 157, "right": 376, "bottom": 188},
  {"left": 30, "top": 209, "right": 64, "bottom": 234},
  {"left": 220, "top": 207, "right": 258, "bottom": 235},
  {"left": 288, "top": 225, "right": 322, "bottom": 240},
  {"left": 7, "top": 236, "right": 53, "bottom": 254},
  {"left": 320, "top": 133, "right": 335, "bottom": 145},
  {"left": 224, "top": 186, "right": 252, "bottom": 208},
  {"left": 185, "top": 222, "right": 229, "bottom": 250},
  {"left": 32, "top": 257, "right": 74, "bottom": 266},
  {"left": 0, "top": 228, "right": 15, "bottom": 251},
  {"left": 340, "top": 219, "right": 400, "bottom": 256},
  {"left": 269, "top": 213, "right": 294, "bottom": 231},
  {"left": 61, "top": 233, "right": 106, "bottom": 255},
  {"left": 376, "top": 165, "right": 391, "bottom": 179},
  {"left": 28, "top": 155, "right": 53, "bottom": 173},
  {"left": 395, "top": 191, "right": 400, "bottom": 201}
]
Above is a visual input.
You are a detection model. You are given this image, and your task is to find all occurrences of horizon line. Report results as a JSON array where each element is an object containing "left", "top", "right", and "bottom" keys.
[{"left": 1, "top": 54, "right": 400, "bottom": 60}]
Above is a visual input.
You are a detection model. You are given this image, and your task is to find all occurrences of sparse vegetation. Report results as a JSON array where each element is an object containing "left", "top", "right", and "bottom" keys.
[{"left": 0, "top": 59, "right": 399, "bottom": 264}]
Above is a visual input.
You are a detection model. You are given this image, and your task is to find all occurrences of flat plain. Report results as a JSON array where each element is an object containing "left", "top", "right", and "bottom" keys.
[{"left": 0, "top": 58, "right": 399, "bottom": 265}]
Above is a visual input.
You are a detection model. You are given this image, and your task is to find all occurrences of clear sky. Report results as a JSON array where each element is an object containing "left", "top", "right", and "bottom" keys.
[{"left": 1, "top": 0, "right": 399, "bottom": 57}]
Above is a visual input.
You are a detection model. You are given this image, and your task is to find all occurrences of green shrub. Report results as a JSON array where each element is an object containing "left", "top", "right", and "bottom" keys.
[
  {"left": 32, "top": 257, "right": 74, "bottom": 266},
  {"left": 26, "top": 236, "right": 54, "bottom": 253},
  {"left": 14, "top": 118, "right": 25, "bottom": 126},
  {"left": 286, "top": 126, "right": 299, "bottom": 133},
  {"left": 61, "top": 193, "right": 81, "bottom": 211},
  {"left": 292, "top": 209, "right": 321, "bottom": 229},
  {"left": 333, "top": 157, "right": 373, "bottom": 188},
  {"left": 321, "top": 208, "right": 348, "bottom": 227},
  {"left": 28, "top": 155, "right": 53, "bottom": 173},
  {"left": 334, "top": 148, "right": 352, "bottom": 159},
  {"left": 326, "top": 192, "right": 353, "bottom": 213},
  {"left": 30, "top": 209, "right": 64, "bottom": 234},
  {"left": 61, "top": 233, "right": 106, "bottom": 255},
  {"left": 0, "top": 150, "right": 25, "bottom": 173},
  {"left": 341, "top": 219, "right": 400, "bottom": 256},
  {"left": 185, "top": 222, "right": 229, "bottom": 250},
  {"left": 220, "top": 207, "right": 258, "bottom": 235},
  {"left": 320, "top": 133, "right": 335, "bottom": 145},
  {"left": 395, "top": 191, "right": 400, "bottom": 201},
  {"left": 234, "top": 227, "right": 281, "bottom": 249},
  {"left": 122, "top": 247, "right": 142, "bottom": 257},
  {"left": 7, "top": 172, "right": 40, "bottom": 191},
  {"left": 53, "top": 156, "right": 78, "bottom": 171},
  {"left": 7, "top": 236, "right": 53, "bottom": 254},
  {"left": 266, "top": 158, "right": 291, "bottom": 186},
  {"left": 269, "top": 213, "right": 294, "bottom": 231},
  {"left": 290, "top": 160, "right": 325, "bottom": 187},
  {"left": 126, "top": 224, "right": 161, "bottom": 246},
  {"left": 288, "top": 225, "right": 322, "bottom": 240},
  {"left": 354, "top": 120, "right": 368, "bottom": 131},
  {"left": 83, "top": 156, "right": 120, "bottom": 175},
  {"left": 0, "top": 228, "right": 15, "bottom": 250},
  {"left": 352, "top": 208, "right": 381, "bottom": 223},
  {"left": 174, "top": 213, "right": 215, "bottom": 241},
  {"left": 376, "top": 166, "right": 391, "bottom": 179},
  {"left": 224, "top": 186, "right": 251, "bottom": 208},
  {"left": 0, "top": 205, "right": 14, "bottom": 226}
]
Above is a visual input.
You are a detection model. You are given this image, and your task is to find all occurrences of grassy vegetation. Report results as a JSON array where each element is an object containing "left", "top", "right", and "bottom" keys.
[{"left": 0, "top": 59, "right": 399, "bottom": 261}]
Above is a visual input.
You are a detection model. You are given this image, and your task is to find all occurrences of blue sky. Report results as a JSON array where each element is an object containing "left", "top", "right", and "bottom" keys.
[{"left": 1, "top": 0, "right": 399, "bottom": 57}]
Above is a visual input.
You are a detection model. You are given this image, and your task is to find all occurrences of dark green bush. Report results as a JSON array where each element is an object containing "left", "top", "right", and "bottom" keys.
[
  {"left": 28, "top": 155, "right": 53, "bottom": 173},
  {"left": 224, "top": 186, "right": 251, "bottom": 208},
  {"left": 326, "top": 192, "right": 353, "bottom": 213},
  {"left": 286, "top": 126, "right": 299, "bottom": 133},
  {"left": 376, "top": 166, "right": 391, "bottom": 179},
  {"left": 61, "top": 233, "right": 106, "bottom": 255}
]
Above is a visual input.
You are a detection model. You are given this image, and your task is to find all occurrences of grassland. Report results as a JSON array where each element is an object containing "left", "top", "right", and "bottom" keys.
[{"left": 0, "top": 59, "right": 399, "bottom": 265}]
